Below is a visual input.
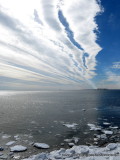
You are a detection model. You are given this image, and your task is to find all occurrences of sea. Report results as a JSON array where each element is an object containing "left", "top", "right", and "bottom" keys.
[{"left": 0, "top": 90, "right": 120, "bottom": 158}]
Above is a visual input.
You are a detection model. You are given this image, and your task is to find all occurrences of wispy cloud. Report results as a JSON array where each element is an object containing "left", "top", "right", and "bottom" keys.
[
  {"left": 106, "top": 71, "right": 120, "bottom": 83},
  {"left": 112, "top": 62, "right": 120, "bottom": 69},
  {"left": 0, "top": 0, "right": 102, "bottom": 90},
  {"left": 96, "top": 71, "right": 120, "bottom": 89}
]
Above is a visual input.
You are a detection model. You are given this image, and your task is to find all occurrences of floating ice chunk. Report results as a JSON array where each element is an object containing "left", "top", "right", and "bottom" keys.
[
  {"left": 34, "top": 143, "right": 50, "bottom": 149},
  {"left": 87, "top": 123, "right": 95, "bottom": 130},
  {"left": 10, "top": 145, "right": 27, "bottom": 152},
  {"left": 95, "top": 127, "right": 101, "bottom": 131},
  {"left": 110, "top": 126, "right": 118, "bottom": 129},
  {"left": 63, "top": 123, "right": 78, "bottom": 129},
  {"left": 94, "top": 138, "right": 98, "bottom": 141},
  {"left": 30, "top": 121, "right": 36, "bottom": 124},
  {"left": 103, "top": 130, "right": 113, "bottom": 135},
  {"left": 95, "top": 134, "right": 100, "bottom": 138},
  {"left": 103, "top": 122, "right": 111, "bottom": 125},
  {"left": 68, "top": 143, "right": 75, "bottom": 147},
  {"left": 64, "top": 139, "right": 73, "bottom": 143},
  {"left": 14, "top": 135, "right": 20, "bottom": 140},
  {"left": 2, "top": 134, "right": 11, "bottom": 139},
  {"left": 87, "top": 123, "right": 101, "bottom": 131},
  {"left": 0, "top": 154, "right": 8, "bottom": 159},
  {"left": 13, "top": 155, "right": 21, "bottom": 159},
  {"left": 6, "top": 141, "right": 15, "bottom": 146},
  {"left": 100, "top": 134, "right": 107, "bottom": 139},
  {"left": 73, "top": 137, "right": 79, "bottom": 144}
]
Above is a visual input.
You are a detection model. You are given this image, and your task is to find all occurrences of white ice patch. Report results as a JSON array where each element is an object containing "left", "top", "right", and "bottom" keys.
[
  {"left": 73, "top": 137, "right": 79, "bottom": 144},
  {"left": 2, "top": 134, "right": 11, "bottom": 139},
  {"left": 87, "top": 123, "right": 101, "bottom": 131},
  {"left": 34, "top": 143, "right": 50, "bottom": 149},
  {"left": 63, "top": 123, "right": 78, "bottom": 129},
  {"left": 110, "top": 126, "right": 118, "bottom": 129},
  {"left": 106, "top": 143, "right": 118, "bottom": 151},
  {"left": 68, "top": 143, "right": 75, "bottom": 147},
  {"left": 103, "top": 122, "right": 111, "bottom": 125},
  {"left": 103, "top": 130, "right": 113, "bottom": 135},
  {"left": 10, "top": 145, "right": 27, "bottom": 152},
  {"left": 64, "top": 139, "right": 73, "bottom": 143}
]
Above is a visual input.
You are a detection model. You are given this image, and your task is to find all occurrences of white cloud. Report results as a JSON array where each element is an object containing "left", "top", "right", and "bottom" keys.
[
  {"left": 106, "top": 71, "right": 120, "bottom": 83},
  {"left": 96, "top": 71, "right": 120, "bottom": 89},
  {"left": 0, "top": 0, "right": 102, "bottom": 90},
  {"left": 112, "top": 62, "right": 120, "bottom": 69},
  {"left": 60, "top": 0, "right": 102, "bottom": 54}
]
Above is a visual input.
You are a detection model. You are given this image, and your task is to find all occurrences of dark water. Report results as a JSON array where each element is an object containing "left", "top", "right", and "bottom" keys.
[{"left": 0, "top": 90, "right": 120, "bottom": 153}]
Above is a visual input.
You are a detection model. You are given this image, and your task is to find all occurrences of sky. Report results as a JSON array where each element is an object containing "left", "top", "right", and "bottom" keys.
[{"left": 0, "top": 0, "right": 120, "bottom": 90}]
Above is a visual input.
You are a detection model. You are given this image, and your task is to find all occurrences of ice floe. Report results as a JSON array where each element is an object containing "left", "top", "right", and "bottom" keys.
[
  {"left": 0, "top": 154, "right": 8, "bottom": 159},
  {"left": 103, "top": 122, "right": 111, "bottom": 125},
  {"left": 2, "top": 134, "right": 11, "bottom": 139},
  {"left": 68, "top": 143, "right": 75, "bottom": 147},
  {"left": 64, "top": 137, "right": 79, "bottom": 144},
  {"left": 110, "top": 126, "right": 119, "bottom": 129},
  {"left": 103, "top": 130, "right": 113, "bottom": 135},
  {"left": 33, "top": 143, "right": 50, "bottom": 149},
  {"left": 10, "top": 145, "right": 27, "bottom": 152},
  {"left": 87, "top": 123, "right": 101, "bottom": 131},
  {"left": 63, "top": 123, "right": 78, "bottom": 129}
]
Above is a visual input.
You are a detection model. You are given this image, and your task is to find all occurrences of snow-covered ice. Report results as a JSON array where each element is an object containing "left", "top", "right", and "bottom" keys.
[
  {"left": 64, "top": 139, "right": 73, "bottom": 143},
  {"left": 106, "top": 143, "right": 118, "bottom": 151},
  {"left": 0, "top": 154, "right": 8, "bottom": 159},
  {"left": 68, "top": 143, "right": 75, "bottom": 147},
  {"left": 103, "top": 130, "right": 113, "bottom": 135},
  {"left": 73, "top": 137, "right": 79, "bottom": 144},
  {"left": 64, "top": 137, "right": 79, "bottom": 144},
  {"left": 10, "top": 145, "right": 27, "bottom": 152},
  {"left": 22, "top": 143, "right": 120, "bottom": 160},
  {"left": 87, "top": 123, "right": 101, "bottom": 131},
  {"left": 2, "top": 134, "right": 11, "bottom": 139},
  {"left": 63, "top": 123, "right": 78, "bottom": 129},
  {"left": 110, "top": 126, "right": 119, "bottom": 129},
  {"left": 103, "top": 122, "right": 111, "bottom": 125},
  {"left": 34, "top": 143, "right": 50, "bottom": 149},
  {"left": 100, "top": 134, "right": 107, "bottom": 139}
]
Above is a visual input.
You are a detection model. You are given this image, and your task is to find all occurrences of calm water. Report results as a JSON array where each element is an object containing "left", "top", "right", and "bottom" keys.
[{"left": 0, "top": 90, "right": 120, "bottom": 151}]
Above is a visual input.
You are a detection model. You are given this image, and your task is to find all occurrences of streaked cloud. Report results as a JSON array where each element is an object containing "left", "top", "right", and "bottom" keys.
[{"left": 0, "top": 0, "right": 102, "bottom": 90}]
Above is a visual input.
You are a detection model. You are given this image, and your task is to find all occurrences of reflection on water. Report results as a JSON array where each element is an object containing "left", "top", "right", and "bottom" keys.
[
  {"left": 97, "top": 90, "right": 120, "bottom": 127},
  {"left": 0, "top": 90, "right": 119, "bottom": 150}
]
